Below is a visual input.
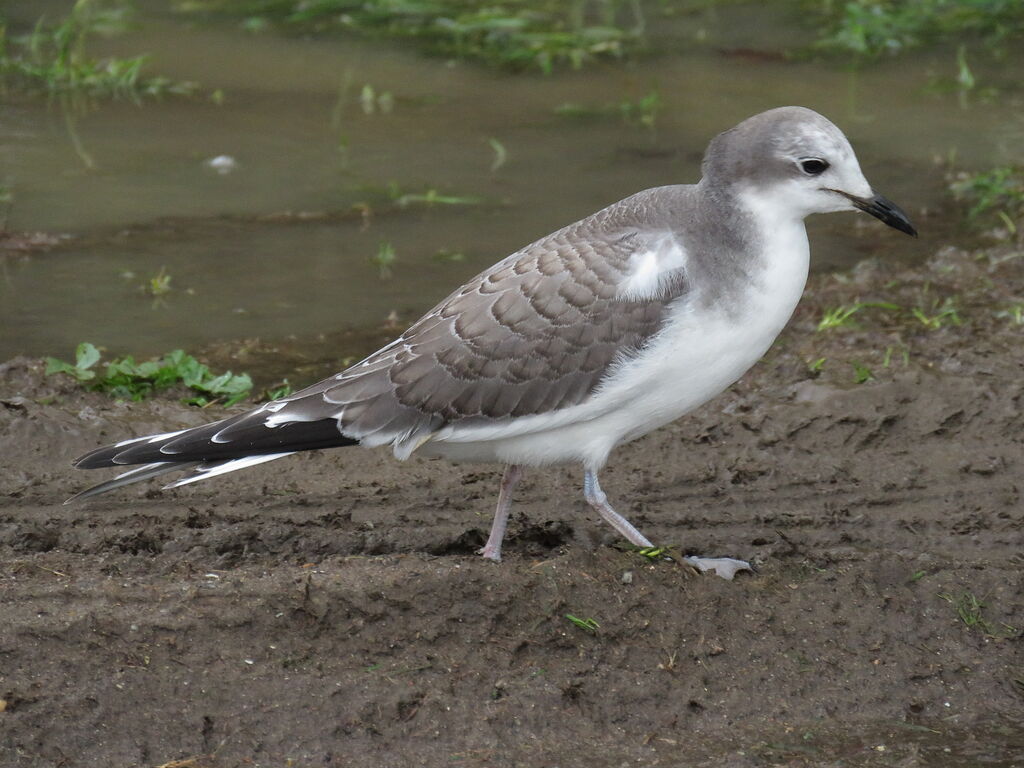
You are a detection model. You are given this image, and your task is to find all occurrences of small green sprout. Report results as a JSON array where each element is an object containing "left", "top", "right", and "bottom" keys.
[
  {"left": 372, "top": 241, "right": 396, "bottom": 279},
  {"left": 565, "top": 614, "right": 599, "bottom": 633},
  {"left": 912, "top": 299, "right": 962, "bottom": 330},
  {"left": 262, "top": 380, "right": 293, "bottom": 401},
  {"left": 619, "top": 90, "right": 661, "bottom": 129},
  {"left": 938, "top": 591, "right": 1017, "bottom": 637},
  {"left": 955, "top": 44, "right": 975, "bottom": 92},
  {"left": 359, "top": 84, "right": 393, "bottom": 115},
  {"left": 851, "top": 361, "right": 874, "bottom": 384},
  {"left": 818, "top": 304, "right": 862, "bottom": 331},
  {"left": 807, "top": 357, "right": 826, "bottom": 374},
  {"left": 147, "top": 266, "right": 172, "bottom": 297},
  {"left": 939, "top": 591, "right": 989, "bottom": 633},
  {"left": 817, "top": 301, "right": 899, "bottom": 332}
]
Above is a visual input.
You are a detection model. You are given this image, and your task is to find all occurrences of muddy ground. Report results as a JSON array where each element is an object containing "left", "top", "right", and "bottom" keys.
[{"left": 1, "top": 240, "right": 1023, "bottom": 767}]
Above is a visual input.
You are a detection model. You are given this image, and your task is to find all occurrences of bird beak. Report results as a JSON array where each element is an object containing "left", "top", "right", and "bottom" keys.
[{"left": 830, "top": 189, "right": 918, "bottom": 237}]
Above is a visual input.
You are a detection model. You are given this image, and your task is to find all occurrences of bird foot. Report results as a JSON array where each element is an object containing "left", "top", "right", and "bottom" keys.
[
  {"left": 478, "top": 545, "right": 502, "bottom": 563},
  {"left": 682, "top": 556, "right": 753, "bottom": 581}
]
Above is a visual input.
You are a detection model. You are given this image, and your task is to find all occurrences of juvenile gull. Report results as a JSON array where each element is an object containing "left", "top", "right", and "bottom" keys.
[{"left": 69, "top": 107, "right": 917, "bottom": 578}]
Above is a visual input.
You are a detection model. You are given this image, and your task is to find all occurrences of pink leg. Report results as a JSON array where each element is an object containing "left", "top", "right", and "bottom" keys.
[
  {"left": 585, "top": 470, "right": 752, "bottom": 580},
  {"left": 583, "top": 470, "right": 653, "bottom": 547},
  {"left": 479, "top": 465, "right": 524, "bottom": 562}
]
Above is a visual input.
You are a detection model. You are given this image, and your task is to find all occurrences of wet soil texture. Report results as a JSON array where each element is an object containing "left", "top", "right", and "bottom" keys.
[{"left": 1, "top": 245, "right": 1023, "bottom": 766}]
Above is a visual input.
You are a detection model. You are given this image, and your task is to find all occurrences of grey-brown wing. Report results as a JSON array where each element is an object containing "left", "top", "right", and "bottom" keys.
[
  {"left": 204, "top": 190, "right": 689, "bottom": 453},
  {"left": 306, "top": 213, "right": 685, "bottom": 445}
]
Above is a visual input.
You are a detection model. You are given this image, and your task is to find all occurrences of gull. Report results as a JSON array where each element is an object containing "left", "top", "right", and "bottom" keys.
[{"left": 69, "top": 106, "right": 917, "bottom": 578}]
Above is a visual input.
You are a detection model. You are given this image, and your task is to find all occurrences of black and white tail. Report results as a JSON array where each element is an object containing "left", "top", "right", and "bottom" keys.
[{"left": 68, "top": 408, "right": 357, "bottom": 503}]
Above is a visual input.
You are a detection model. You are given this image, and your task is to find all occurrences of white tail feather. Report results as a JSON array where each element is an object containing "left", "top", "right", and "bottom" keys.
[{"left": 163, "top": 452, "right": 294, "bottom": 489}]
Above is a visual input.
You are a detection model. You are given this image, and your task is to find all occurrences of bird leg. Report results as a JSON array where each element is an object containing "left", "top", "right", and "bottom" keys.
[
  {"left": 583, "top": 469, "right": 752, "bottom": 581},
  {"left": 583, "top": 470, "right": 653, "bottom": 548},
  {"left": 479, "top": 464, "right": 524, "bottom": 562}
]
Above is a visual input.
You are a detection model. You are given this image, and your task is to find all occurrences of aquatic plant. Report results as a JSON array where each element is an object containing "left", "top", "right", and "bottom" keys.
[
  {"left": 46, "top": 343, "right": 253, "bottom": 405},
  {"left": 146, "top": 266, "right": 173, "bottom": 297},
  {"left": 0, "top": 0, "right": 197, "bottom": 100},
  {"left": 949, "top": 165, "right": 1024, "bottom": 225},
  {"left": 389, "top": 185, "right": 483, "bottom": 208},
  {"left": 809, "top": 0, "right": 1024, "bottom": 59},
  {"left": 372, "top": 241, "right": 397, "bottom": 279},
  {"left": 179, "top": 0, "right": 646, "bottom": 72},
  {"left": 554, "top": 89, "right": 661, "bottom": 129}
]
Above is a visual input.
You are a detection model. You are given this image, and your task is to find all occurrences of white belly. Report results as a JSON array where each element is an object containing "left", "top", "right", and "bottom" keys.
[{"left": 420, "top": 219, "right": 810, "bottom": 469}]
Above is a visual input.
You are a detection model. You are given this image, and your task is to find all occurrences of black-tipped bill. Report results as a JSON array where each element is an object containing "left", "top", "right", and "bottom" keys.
[{"left": 832, "top": 190, "right": 918, "bottom": 237}]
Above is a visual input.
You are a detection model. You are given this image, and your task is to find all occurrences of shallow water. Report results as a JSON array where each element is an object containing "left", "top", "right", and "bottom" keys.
[{"left": 1, "top": 1, "right": 1022, "bottom": 360}]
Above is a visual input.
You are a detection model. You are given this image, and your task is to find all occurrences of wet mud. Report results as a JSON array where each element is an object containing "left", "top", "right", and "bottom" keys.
[{"left": 1, "top": 244, "right": 1022, "bottom": 766}]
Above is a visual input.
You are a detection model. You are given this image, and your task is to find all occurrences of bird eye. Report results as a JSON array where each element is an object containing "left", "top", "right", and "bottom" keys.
[{"left": 800, "top": 158, "right": 830, "bottom": 175}]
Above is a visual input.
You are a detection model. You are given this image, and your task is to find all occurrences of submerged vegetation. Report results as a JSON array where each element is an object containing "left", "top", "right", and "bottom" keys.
[
  {"left": 176, "top": 0, "right": 1024, "bottom": 73},
  {"left": 809, "top": 0, "right": 1024, "bottom": 59},
  {"left": 0, "top": 0, "right": 196, "bottom": 100},
  {"left": 181, "top": 0, "right": 645, "bottom": 72},
  {"left": 949, "top": 166, "right": 1024, "bottom": 229},
  {"left": 371, "top": 241, "right": 397, "bottom": 280},
  {"left": 0, "top": 0, "right": 1018, "bottom": 101},
  {"left": 46, "top": 343, "right": 254, "bottom": 406},
  {"left": 555, "top": 89, "right": 661, "bottom": 129}
]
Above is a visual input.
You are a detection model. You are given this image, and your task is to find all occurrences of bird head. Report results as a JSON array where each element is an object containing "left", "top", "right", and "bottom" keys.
[{"left": 702, "top": 106, "right": 917, "bottom": 237}]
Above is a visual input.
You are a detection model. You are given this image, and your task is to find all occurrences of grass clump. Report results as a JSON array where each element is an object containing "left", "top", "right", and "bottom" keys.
[
  {"left": 46, "top": 342, "right": 253, "bottom": 406},
  {"left": 816, "top": 301, "right": 899, "bottom": 332},
  {"left": 938, "top": 591, "right": 1017, "bottom": 638},
  {"left": 0, "top": 0, "right": 196, "bottom": 100},
  {"left": 911, "top": 298, "right": 962, "bottom": 330},
  {"left": 180, "top": 0, "right": 645, "bottom": 72},
  {"left": 808, "top": 0, "right": 1024, "bottom": 59}
]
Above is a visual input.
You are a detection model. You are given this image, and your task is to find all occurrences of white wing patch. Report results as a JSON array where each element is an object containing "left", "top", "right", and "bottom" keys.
[{"left": 616, "top": 234, "right": 687, "bottom": 301}]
